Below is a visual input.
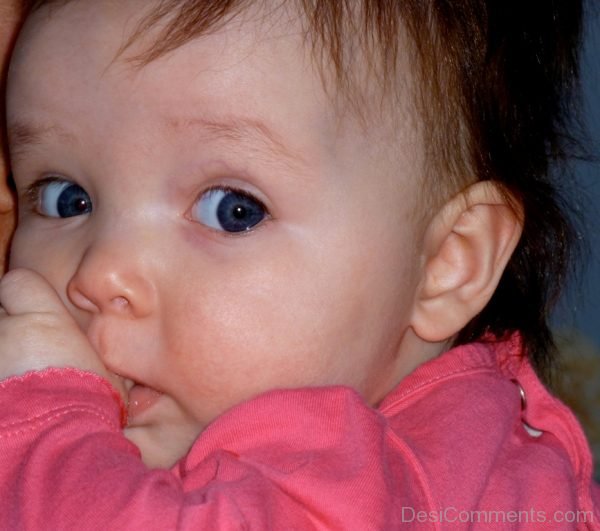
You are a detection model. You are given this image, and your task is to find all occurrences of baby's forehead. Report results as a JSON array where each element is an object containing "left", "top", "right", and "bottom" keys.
[
  {"left": 20, "top": 1, "right": 421, "bottom": 134},
  {"left": 27, "top": 0, "right": 415, "bottom": 109},
  {"left": 13, "top": 6, "right": 411, "bottom": 141}
]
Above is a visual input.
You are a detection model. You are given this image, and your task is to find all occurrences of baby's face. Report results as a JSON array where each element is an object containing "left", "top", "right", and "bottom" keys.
[{"left": 7, "top": 1, "right": 428, "bottom": 467}]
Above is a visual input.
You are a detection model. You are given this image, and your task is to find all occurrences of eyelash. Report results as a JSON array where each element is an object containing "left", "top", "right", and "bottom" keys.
[{"left": 24, "top": 176, "right": 64, "bottom": 214}]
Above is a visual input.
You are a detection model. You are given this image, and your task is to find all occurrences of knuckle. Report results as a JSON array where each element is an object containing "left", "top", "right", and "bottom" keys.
[
  {"left": 0, "top": 269, "right": 32, "bottom": 297},
  {"left": 1, "top": 268, "right": 31, "bottom": 286}
]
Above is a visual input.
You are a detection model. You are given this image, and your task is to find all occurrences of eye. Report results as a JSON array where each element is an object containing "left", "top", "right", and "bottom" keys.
[
  {"left": 34, "top": 179, "right": 92, "bottom": 218},
  {"left": 192, "top": 187, "right": 268, "bottom": 233}
]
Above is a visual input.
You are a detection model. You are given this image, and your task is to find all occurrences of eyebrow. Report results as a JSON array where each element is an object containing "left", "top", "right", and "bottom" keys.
[
  {"left": 8, "top": 120, "right": 79, "bottom": 163},
  {"left": 163, "top": 114, "right": 308, "bottom": 168},
  {"left": 8, "top": 115, "right": 308, "bottom": 169}
]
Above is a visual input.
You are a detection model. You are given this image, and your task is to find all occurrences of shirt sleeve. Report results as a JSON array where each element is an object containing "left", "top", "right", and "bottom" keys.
[{"left": 0, "top": 369, "right": 418, "bottom": 530}]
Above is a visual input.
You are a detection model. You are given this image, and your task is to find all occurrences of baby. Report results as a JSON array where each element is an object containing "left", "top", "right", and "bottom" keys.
[{"left": 0, "top": 0, "right": 598, "bottom": 528}]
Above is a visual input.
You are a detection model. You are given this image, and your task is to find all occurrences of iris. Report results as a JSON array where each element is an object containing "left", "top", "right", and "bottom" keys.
[{"left": 195, "top": 188, "right": 267, "bottom": 233}]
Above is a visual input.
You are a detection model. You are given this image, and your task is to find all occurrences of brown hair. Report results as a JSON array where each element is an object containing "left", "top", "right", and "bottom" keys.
[{"left": 25, "top": 0, "right": 587, "bottom": 379}]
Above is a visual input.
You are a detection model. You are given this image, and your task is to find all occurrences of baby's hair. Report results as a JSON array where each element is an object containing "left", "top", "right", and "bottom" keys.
[{"left": 26, "top": 0, "right": 587, "bottom": 380}]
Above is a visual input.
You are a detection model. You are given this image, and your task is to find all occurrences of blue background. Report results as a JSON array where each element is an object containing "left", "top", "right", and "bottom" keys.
[{"left": 556, "top": 7, "right": 600, "bottom": 350}]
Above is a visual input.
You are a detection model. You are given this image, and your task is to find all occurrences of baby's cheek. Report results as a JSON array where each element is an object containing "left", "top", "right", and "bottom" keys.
[{"left": 9, "top": 225, "right": 61, "bottom": 274}]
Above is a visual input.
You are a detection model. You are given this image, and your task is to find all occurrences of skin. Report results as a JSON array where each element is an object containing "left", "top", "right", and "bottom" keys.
[
  {"left": 0, "top": 0, "right": 22, "bottom": 272},
  {"left": 4, "top": 0, "right": 514, "bottom": 469}
]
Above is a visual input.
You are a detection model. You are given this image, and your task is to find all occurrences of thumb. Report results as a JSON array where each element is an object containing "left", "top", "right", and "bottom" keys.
[{"left": 0, "top": 268, "right": 68, "bottom": 317}]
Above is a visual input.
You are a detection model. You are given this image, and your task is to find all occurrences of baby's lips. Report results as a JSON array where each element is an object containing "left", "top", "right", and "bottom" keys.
[
  {"left": 127, "top": 384, "right": 163, "bottom": 423},
  {"left": 104, "top": 373, "right": 129, "bottom": 408}
]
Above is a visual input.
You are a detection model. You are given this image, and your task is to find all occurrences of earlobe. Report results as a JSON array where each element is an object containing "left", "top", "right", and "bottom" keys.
[{"left": 411, "top": 182, "right": 523, "bottom": 342}]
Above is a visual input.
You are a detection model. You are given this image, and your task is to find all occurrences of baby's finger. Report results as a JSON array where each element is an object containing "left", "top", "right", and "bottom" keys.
[{"left": 0, "top": 269, "right": 67, "bottom": 317}]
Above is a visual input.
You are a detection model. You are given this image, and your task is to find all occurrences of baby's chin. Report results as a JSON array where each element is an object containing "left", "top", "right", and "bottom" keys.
[{"left": 124, "top": 421, "right": 202, "bottom": 469}]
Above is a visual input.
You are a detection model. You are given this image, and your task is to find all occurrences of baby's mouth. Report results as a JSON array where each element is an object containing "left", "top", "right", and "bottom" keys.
[{"left": 127, "top": 383, "right": 164, "bottom": 424}]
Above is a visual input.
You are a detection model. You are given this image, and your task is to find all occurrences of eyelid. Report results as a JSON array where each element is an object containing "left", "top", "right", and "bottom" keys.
[
  {"left": 201, "top": 184, "right": 268, "bottom": 209},
  {"left": 24, "top": 175, "right": 64, "bottom": 208}
]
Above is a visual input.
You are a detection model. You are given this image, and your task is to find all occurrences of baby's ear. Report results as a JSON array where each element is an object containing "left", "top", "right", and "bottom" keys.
[{"left": 410, "top": 181, "right": 523, "bottom": 342}]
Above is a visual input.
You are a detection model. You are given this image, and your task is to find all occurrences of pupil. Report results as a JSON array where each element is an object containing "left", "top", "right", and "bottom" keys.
[
  {"left": 233, "top": 205, "right": 246, "bottom": 219},
  {"left": 75, "top": 199, "right": 88, "bottom": 212}
]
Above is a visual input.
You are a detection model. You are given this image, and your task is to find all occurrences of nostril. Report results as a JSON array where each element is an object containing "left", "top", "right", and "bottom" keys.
[
  {"left": 110, "top": 296, "right": 129, "bottom": 310},
  {"left": 68, "top": 285, "right": 100, "bottom": 313}
]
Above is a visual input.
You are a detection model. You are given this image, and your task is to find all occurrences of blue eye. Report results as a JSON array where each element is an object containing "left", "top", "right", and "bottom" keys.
[
  {"left": 36, "top": 179, "right": 92, "bottom": 218},
  {"left": 192, "top": 187, "right": 268, "bottom": 233}
]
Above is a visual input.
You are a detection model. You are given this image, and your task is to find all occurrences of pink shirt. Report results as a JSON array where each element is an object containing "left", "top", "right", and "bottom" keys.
[{"left": 0, "top": 336, "right": 598, "bottom": 529}]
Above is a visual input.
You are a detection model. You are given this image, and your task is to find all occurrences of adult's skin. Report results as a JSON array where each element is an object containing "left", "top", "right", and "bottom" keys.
[{"left": 0, "top": 1, "right": 22, "bottom": 272}]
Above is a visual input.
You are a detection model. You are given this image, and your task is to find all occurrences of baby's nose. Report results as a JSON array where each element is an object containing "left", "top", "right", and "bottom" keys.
[{"left": 67, "top": 238, "right": 157, "bottom": 318}]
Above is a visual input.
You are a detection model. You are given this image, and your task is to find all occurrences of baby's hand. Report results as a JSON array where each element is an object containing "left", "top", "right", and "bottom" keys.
[{"left": 0, "top": 268, "right": 125, "bottom": 398}]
